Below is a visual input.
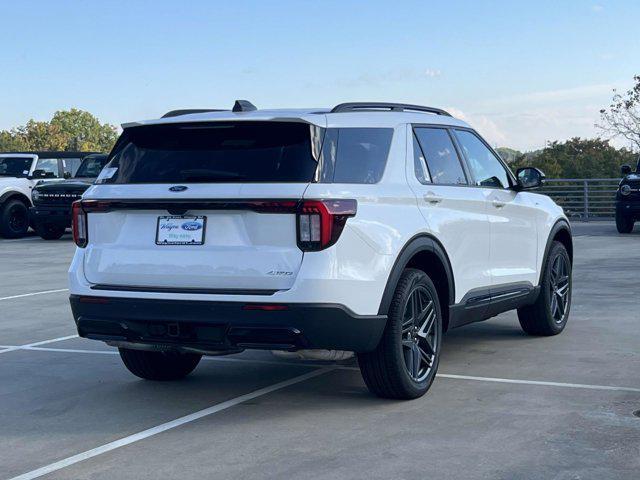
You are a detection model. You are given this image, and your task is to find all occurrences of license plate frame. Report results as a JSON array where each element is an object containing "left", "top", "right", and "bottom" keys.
[{"left": 155, "top": 215, "right": 207, "bottom": 246}]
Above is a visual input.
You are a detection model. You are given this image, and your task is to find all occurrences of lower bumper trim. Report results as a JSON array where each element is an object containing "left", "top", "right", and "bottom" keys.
[{"left": 70, "top": 295, "right": 387, "bottom": 353}]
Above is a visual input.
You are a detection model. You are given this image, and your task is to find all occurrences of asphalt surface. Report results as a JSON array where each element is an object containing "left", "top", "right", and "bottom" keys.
[{"left": 0, "top": 222, "right": 639, "bottom": 480}]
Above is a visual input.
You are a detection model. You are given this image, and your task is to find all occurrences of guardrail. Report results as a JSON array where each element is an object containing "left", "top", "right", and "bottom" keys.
[{"left": 537, "top": 178, "right": 620, "bottom": 221}]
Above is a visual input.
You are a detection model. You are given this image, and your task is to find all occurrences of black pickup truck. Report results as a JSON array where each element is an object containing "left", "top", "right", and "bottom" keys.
[
  {"left": 30, "top": 154, "right": 109, "bottom": 239},
  {"left": 616, "top": 158, "right": 640, "bottom": 233}
]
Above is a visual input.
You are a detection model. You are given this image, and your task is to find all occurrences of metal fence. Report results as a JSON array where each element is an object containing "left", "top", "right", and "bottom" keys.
[{"left": 538, "top": 178, "right": 620, "bottom": 221}]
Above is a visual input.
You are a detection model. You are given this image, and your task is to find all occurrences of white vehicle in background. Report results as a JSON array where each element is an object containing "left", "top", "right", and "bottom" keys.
[
  {"left": 0, "top": 152, "right": 97, "bottom": 238},
  {"left": 68, "top": 101, "right": 573, "bottom": 399}
]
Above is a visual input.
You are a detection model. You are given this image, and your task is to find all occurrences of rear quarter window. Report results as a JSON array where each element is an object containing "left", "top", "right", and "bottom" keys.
[{"left": 319, "top": 128, "right": 393, "bottom": 184}]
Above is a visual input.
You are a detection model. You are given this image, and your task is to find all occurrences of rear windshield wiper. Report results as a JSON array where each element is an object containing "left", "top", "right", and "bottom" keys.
[{"left": 179, "top": 170, "right": 246, "bottom": 182}]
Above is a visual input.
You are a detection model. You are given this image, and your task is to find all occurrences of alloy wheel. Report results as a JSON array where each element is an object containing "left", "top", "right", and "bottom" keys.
[
  {"left": 8, "top": 205, "right": 27, "bottom": 233},
  {"left": 401, "top": 285, "right": 438, "bottom": 382},
  {"left": 549, "top": 253, "right": 570, "bottom": 324}
]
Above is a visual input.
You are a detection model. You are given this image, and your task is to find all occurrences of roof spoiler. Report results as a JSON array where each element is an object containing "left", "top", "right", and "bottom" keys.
[
  {"left": 161, "top": 100, "right": 258, "bottom": 118},
  {"left": 161, "top": 109, "right": 227, "bottom": 118}
]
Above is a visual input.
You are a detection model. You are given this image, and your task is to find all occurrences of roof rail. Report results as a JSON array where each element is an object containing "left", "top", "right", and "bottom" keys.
[
  {"left": 161, "top": 109, "right": 227, "bottom": 118},
  {"left": 330, "top": 102, "right": 451, "bottom": 116}
]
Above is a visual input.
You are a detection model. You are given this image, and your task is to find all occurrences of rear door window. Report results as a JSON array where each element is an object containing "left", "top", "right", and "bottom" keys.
[
  {"left": 413, "top": 134, "right": 430, "bottom": 184},
  {"left": 413, "top": 127, "right": 467, "bottom": 185},
  {"left": 319, "top": 128, "right": 393, "bottom": 183},
  {"left": 101, "top": 122, "right": 321, "bottom": 184}
]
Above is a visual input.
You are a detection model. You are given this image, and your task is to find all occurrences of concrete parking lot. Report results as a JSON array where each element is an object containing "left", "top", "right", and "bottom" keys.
[{"left": 1, "top": 223, "right": 639, "bottom": 480}]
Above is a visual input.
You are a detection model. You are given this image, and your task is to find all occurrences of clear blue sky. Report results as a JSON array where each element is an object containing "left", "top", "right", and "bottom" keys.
[{"left": 1, "top": 0, "right": 638, "bottom": 150}]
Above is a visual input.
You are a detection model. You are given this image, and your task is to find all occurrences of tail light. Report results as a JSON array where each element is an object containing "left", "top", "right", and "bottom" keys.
[
  {"left": 297, "top": 199, "right": 357, "bottom": 251},
  {"left": 72, "top": 198, "right": 355, "bottom": 250},
  {"left": 72, "top": 201, "right": 88, "bottom": 247},
  {"left": 72, "top": 200, "right": 112, "bottom": 247}
]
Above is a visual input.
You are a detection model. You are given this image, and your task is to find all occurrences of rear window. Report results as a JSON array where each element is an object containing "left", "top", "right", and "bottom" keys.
[
  {"left": 319, "top": 128, "right": 393, "bottom": 184},
  {"left": 100, "top": 122, "right": 321, "bottom": 184}
]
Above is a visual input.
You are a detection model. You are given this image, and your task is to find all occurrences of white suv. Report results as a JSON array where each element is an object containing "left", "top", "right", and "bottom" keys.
[
  {"left": 68, "top": 101, "right": 573, "bottom": 399},
  {"left": 0, "top": 152, "right": 93, "bottom": 238}
]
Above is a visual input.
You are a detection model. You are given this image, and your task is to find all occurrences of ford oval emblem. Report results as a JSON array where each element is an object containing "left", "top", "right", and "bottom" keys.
[
  {"left": 181, "top": 221, "right": 202, "bottom": 231},
  {"left": 169, "top": 185, "right": 188, "bottom": 192}
]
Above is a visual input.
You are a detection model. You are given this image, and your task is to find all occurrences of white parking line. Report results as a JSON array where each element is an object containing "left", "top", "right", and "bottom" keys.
[
  {"left": 0, "top": 236, "right": 43, "bottom": 243},
  {"left": 0, "top": 335, "right": 78, "bottom": 354},
  {"left": 8, "top": 367, "right": 334, "bottom": 480},
  {"left": 15, "top": 345, "right": 640, "bottom": 394},
  {"left": 437, "top": 373, "right": 640, "bottom": 393},
  {"left": 25, "top": 346, "right": 118, "bottom": 355},
  {"left": 0, "top": 288, "right": 69, "bottom": 301}
]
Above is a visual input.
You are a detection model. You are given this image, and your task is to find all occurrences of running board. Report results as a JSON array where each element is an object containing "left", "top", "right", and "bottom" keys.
[{"left": 448, "top": 283, "right": 540, "bottom": 329}]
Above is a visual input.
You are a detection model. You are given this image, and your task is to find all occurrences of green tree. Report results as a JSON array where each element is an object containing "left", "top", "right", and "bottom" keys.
[
  {"left": 599, "top": 75, "right": 640, "bottom": 152},
  {"left": 0, "top": 109, "right": 118, "bottom": 153},
  {"left": 0, "top": 130, "right": 29, "bottom": 151},
  {"left": 510, "top": 137, "right": 635, "bottom": 178},
  {"left": 495, "top": 147, "right": 523, "bottom": 164}
]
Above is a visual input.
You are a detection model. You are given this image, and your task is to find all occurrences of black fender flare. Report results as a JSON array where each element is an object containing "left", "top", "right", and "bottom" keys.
[
  {"left": 0, "top": 190, "right": 32, "bottom": 208},
  {"left": 377, "top": 233, "right": 455, "bottom": 315},
  {"left": 539, "top": 219, "right": 573, "bottom": 284}
]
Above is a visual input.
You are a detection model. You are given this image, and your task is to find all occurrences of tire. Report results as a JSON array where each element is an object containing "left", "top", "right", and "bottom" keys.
[
  {"left": 616, "top": 214, "right": 634, "bottom": 233},
  {"left": 34, "top": 222, "right": 66, "bottom": 240},
  {"left": 358, "top": 268, "right": 442, "bottom": 400},
  {"left": 518, "top": 241, "right": 572, "bottom": 336},
  {"left": 119, "top": 348, "right": 202, "bottom": 381},
  {"left": 0, "top": 199, "right": 29, "bottom": 238}
]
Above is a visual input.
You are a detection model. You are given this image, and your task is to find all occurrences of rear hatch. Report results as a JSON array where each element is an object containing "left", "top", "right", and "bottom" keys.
[{"left": 82, "top": 121, "right": 322, "bottom": 294}]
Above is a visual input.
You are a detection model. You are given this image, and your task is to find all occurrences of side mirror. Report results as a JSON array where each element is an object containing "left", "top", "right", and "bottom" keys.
[
  {"left": 28, "top": 169, "right": 47, "bottom": 179},
  {"left": 621, "top": 164, "right": 632, "bottom": 176},
  {"left": 63, "top": 171, "right": 72, "bottom": 179},
  {"left": 516, "top": 167, "right": 545, "bottom": 190}
]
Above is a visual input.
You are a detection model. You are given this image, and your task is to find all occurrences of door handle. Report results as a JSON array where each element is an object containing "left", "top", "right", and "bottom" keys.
[
  {"left": 423, "top": 193, "right": 442, "bottom": 205},
  {"left": 492, "top": 199, "right": 506, "bottom": 208}
]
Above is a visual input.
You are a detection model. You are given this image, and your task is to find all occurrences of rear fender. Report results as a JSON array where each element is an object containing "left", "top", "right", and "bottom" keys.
[{"left": 377, "top": 234, "right": 455, "bottom": 316}]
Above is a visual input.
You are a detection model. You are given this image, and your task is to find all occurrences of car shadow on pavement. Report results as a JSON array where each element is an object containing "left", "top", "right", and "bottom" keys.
[{"left": 443, "top": 319, "right": 529, "bottom": 343}]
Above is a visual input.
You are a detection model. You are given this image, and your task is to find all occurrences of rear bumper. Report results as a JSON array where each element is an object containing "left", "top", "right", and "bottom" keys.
[
  {"left": 69, "top": 295, "right": 387, "bottom": 353},
  {"left": 29, "top": 206, "right": 72, "bottom": 227}
]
